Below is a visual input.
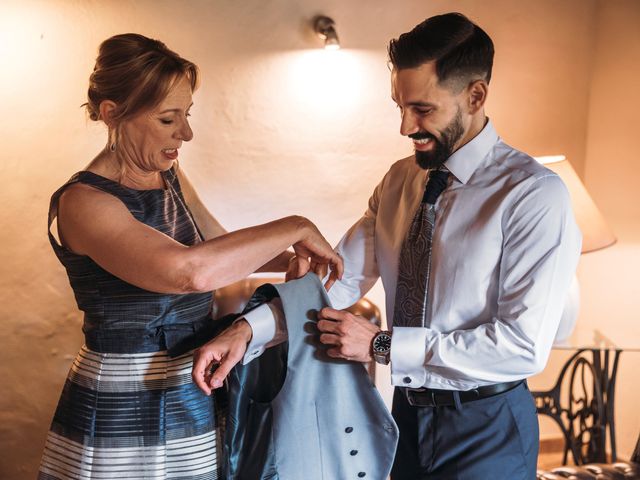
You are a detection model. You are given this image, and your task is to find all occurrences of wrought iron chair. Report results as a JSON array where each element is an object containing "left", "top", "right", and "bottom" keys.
[{"left": 537, "top": 434, "right": 640, "bottom": 479}]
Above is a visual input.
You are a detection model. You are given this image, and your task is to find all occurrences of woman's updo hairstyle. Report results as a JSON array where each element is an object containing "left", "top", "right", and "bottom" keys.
[{"left": 85, "top": 33, "right": 199, "bottom": 123}]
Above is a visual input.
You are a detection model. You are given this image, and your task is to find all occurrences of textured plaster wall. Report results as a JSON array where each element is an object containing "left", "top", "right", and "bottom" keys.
[
  {"left": 3, "top": 0, "right": 637, "bottom": 477},
  {"left": 579, "top": 0, "right": 640, "bottom": 462}
]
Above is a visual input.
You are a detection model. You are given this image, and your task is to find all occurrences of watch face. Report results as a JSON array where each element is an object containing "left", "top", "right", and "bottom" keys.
[{"left": 373, "top": 334, "right": 391, "bottom": 353}]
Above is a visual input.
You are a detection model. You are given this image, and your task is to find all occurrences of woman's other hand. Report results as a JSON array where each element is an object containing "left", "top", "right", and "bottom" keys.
[{"left": 192, "top": 319, "right": 252, "bottom": 395}]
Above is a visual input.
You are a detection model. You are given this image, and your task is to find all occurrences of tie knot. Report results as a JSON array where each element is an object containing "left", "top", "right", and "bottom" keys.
[{"left": 422, "top": 170, "right": 449, "bottom": 204}]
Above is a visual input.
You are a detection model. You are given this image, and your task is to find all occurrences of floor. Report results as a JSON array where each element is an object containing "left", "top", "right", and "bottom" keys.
[{"left": 538, "top": 450, "right": 571, "bottom": 471}]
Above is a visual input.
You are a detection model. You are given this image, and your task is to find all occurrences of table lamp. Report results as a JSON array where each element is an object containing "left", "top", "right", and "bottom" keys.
[{"left": 536, "top": 156, "right": 616, "bottom": 342}]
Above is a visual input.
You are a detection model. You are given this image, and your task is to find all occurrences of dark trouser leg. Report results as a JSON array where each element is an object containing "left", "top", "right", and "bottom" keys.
[
  {"left": 391, "top": 387, "right": 433, "bottom": 479},
  {"left": 391, "top": 382, "right": 539, "bottom": 480}
]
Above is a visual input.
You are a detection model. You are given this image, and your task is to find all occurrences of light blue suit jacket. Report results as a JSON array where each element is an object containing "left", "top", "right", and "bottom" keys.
[{"left": 225, "top": 273, "right": 398, "bottom": 480}]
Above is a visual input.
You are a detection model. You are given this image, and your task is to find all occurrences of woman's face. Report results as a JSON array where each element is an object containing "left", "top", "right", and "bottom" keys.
[{"left": 118, "top": 75, "right": 194, "bottom": 172}]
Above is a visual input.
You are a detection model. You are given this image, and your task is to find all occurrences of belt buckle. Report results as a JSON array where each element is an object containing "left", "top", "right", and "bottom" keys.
[
  {"left": 406, "top": 388, "right": 437, "bottom": 407},
  {"left": 406, "top": 388, "right": 418, "bottom": 407},
  {"left": 406, "top": 388, "right": 424, "bottom": 407}
]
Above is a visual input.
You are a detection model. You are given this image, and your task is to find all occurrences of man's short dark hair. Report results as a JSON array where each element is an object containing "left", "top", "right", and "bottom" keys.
[{"left": 388, "top": 12, "right": 494, "bottom": 90}]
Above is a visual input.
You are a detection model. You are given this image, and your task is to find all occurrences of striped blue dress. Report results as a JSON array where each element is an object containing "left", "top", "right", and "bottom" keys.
[{"left": 39, "top": 168, "right": 225, "bottom": 479}]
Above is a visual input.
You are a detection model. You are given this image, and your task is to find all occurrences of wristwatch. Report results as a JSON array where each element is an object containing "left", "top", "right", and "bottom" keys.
[{"left": 372, "top": 330, "right": 392, "bottom": 365}]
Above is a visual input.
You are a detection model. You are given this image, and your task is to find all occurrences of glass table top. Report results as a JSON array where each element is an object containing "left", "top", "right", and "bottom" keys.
[{"left": 553, "top": 327, "right": 640, "bottom": 352}]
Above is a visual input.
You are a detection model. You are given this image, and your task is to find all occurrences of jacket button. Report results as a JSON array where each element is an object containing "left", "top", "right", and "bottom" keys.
[
  {"left": 358, "top": 473, "right": 366, "bottom": 478},
  {"left": 345, "top": 427, "right": 353, "bottom": 433},
  {"left": 350, "top": 450, "right": 358, "bottom": 456},
  {"left": 403, "top": 376, "right": 412, "bottom": 384}
]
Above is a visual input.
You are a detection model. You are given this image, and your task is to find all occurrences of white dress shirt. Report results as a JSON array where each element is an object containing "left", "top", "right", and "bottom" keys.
[{"left": 244, "top": 120, "right": 582, "bottom": 391}]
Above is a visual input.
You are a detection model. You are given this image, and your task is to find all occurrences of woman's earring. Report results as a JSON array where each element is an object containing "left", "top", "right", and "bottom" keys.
[{"left": 109, "top": 130, "right": 117, "bottom": 152}]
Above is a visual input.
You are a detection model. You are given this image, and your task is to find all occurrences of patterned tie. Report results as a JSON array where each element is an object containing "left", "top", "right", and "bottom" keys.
[{"left": 393, "top": 169, "right": 450, "bottom": 328}]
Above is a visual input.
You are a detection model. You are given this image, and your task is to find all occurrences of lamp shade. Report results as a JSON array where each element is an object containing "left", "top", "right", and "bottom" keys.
[{"left": 536, "top": 156, "right": 616, "bottom": 253}]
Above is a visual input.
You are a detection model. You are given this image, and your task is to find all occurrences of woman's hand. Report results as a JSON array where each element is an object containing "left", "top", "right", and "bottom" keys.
[
  {"left": 285, "top": 254, "right": 337, "bottom": 291},
  {"left": 285, "top": 255, "right": 311, "bottom": 281},
  {"left": 192, "top": 319, "right": 252, "bottom": 395},
  {"left": 291, "top": 219, "right": 343, "bottom": 290}
]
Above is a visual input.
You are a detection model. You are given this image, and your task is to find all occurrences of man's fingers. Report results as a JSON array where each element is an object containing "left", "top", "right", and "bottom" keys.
[
  {"left": 317, "top": 318, "right": 341, "bottom": 334},
  {"left": 326, "top": 347, "right": 350, "bottom": 360},
  {"left": 318, "top": 307, "right": 347, "bottom": 321},
  {"left": 319, "top": 333, "right": 341, "bottom": 346}
]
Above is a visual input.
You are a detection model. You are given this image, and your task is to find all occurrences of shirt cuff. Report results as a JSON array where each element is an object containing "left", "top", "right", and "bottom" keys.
[
  {"left": 239, "top": 299, "right": 286, "bottom": 365},
  {"left": 390, "top": 327, "right": 429, "bottom": 388}
]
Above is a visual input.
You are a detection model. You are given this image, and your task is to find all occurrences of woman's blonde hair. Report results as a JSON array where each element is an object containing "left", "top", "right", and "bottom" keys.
[{"left": 85, "top": 33, "right": 199, "bottom": 123}]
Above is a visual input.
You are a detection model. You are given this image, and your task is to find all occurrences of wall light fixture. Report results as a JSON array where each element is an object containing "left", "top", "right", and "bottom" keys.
[{"left": 313, "top": 15, "right": 340, "bottom": 50}]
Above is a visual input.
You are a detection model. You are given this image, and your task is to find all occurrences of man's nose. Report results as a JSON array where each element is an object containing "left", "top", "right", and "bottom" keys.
[{"left": 399, "top": 111, "right": 418, "bottom": 137}]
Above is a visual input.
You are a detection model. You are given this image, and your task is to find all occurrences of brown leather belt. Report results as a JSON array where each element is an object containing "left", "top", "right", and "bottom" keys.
[{"left": 404, "top": 380, "right": 523, "bottom": 407}]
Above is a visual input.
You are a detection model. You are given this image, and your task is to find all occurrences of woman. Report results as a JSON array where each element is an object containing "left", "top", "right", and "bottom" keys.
[{"left": 38, "top": 33, "right": 342, "bottom": 479}]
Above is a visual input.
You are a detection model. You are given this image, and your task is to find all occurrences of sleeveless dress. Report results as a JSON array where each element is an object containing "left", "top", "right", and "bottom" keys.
[{"left": 39, "top": 168, "right": 225, "bottom": 480}]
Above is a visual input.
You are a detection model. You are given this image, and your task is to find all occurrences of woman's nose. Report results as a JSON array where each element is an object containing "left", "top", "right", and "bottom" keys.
[{"left": 177, "top": 119, "right": 193, "bottom": 142}]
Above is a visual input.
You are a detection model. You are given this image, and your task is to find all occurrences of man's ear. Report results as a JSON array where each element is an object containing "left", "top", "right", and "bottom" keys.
[
  {"left": 98, "top": 100, "right": 118, "bottom": 126},
  {"left": 467, "top": 80, "right": 488, "bottom": 114}
]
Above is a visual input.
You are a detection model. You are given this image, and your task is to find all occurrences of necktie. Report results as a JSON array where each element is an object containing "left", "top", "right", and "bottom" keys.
[{"left": 393, "top": 169, "right": 450, "bottom": 328}]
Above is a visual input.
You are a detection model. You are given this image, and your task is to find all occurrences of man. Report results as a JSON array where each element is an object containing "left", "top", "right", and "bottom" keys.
[{"left": 194, "top": 12, "right": 581, "bottom": 480}]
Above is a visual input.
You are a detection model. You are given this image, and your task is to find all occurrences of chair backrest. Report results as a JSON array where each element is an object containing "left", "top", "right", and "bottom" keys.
[{"left": 213, "top": 276, "right": 382, "bottom": 382}]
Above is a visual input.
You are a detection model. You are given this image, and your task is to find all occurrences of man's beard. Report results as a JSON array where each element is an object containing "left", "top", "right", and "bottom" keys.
[{"left": 412, "top": 108, "right": 465, "bottom": 170}]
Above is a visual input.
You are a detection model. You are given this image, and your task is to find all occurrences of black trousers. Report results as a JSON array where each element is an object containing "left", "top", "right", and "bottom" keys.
[{"left": 391, "top": 382, "right": 539, "bottom": 480}]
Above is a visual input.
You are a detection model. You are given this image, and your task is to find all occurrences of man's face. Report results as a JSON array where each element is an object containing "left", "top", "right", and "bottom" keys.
[{"left": 391, "top": 62, "right": 470, "bottom": 170}]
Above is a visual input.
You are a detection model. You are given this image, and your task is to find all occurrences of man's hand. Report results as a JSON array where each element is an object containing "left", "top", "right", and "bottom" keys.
[
  {"left": 317, "top": 307, "right": 380, "bottom": 362},
  {"left": 192, "top": 319, "right": 252, "bottom": 395}
]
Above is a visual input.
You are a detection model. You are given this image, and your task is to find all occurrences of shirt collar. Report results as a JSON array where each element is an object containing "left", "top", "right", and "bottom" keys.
[{"left": 444, "top": 119, "right": 499, "bottom": 184}]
